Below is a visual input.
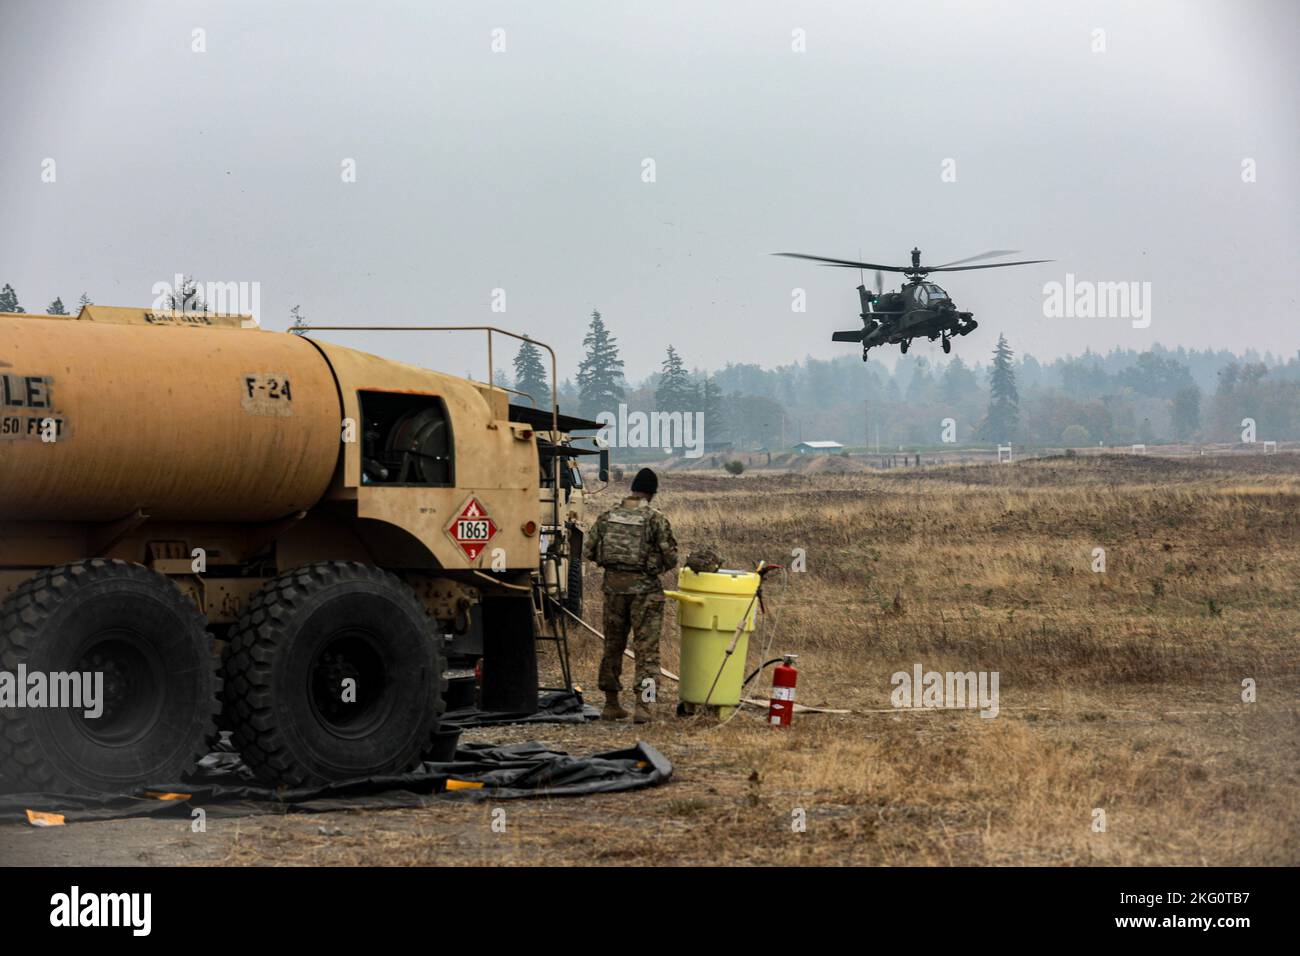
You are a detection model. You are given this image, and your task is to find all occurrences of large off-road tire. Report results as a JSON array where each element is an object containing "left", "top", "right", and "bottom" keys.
[
  {"left": 221, "top": 562, "right": 444, "bottom": 787},
  {"left": 0, "top": 560, "right": 220, "bottom": 794}
]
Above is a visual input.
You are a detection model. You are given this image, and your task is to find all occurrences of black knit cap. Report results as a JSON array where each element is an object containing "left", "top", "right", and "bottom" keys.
[{"left": 631, "top": 467, "right": 658, "bottom": 495}]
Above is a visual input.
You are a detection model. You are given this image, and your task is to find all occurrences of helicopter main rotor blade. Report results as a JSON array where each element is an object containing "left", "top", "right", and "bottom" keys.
[
  {"left": 928, "top": 258, "right": 1054, "bottom": 273},
  {"left": 931, "top": 249, "right": 1021, "bottom": 269},
  {"left": 774, "top": 252, "right": 912, "bottom": 273}
]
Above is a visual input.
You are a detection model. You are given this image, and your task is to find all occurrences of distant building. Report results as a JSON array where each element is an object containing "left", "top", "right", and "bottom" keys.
[{"left": 793, "top": 440, "right": 844, "bottom": 455}]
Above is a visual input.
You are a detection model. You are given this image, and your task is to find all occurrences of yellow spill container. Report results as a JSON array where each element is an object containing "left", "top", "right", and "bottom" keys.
[{"left": 665, "top": 567, "right": 762, "bottom": 714}]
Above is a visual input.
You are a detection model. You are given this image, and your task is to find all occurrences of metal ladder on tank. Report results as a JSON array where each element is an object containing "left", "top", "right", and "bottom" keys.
[{"left": 532, "top": 548, "right": 574, "bottom": 695}]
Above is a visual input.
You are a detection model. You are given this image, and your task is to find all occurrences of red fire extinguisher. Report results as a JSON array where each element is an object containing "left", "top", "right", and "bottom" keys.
[{"left": 768, "top": 654, "right": 798, "bottom": 727}]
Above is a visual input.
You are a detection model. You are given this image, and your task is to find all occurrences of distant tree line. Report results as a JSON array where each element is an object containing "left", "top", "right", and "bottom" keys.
[
  {"left": 537, "top": 310, "right": 1300, "bottom": 451},
  {"left": 0, "top": 284, "right": 91, "bottom": 316},
  {"left": 10, "top": 278, "right": 1297, "bottom": 448}
]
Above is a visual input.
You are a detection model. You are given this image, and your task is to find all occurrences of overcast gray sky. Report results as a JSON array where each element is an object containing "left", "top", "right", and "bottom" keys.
[{"left": 1, "top": 0, "right": 1296, "bottom": 382}]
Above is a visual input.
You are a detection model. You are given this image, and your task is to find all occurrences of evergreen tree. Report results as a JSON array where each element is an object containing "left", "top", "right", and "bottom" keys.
[
  {"left": 512, "top": 334, "right": 550, "bottom": 409},
  {"left": 980, "top": 334, "right": 1020, "bottom": 441},
  {"left": 557, "top": 376, "right": 579, "bottom": 412},
  {"left": 697, "top": 373, "right": 727, "bottom": 442},
  {"left": 576, "top": 310, "right": 624, "bottom": 419},
  {"left": 1171, "top": 384, "right": 1201, "bottom": 441},
  {"left": 163, "top": 275, "right": 204, "bottom": 312},
  {"left": 723, "top": 392, "right": 784, "bottom": 449},
  {"left": 655, "top": 345, "right": 694, "bottom": 413},
  {"left": 904, "top": 357, "right": 936, "bottom": 404},
  {"left": 77, "top": 292, "right": 92, "bottom": 310},
  {"left": 289, "top": 304, "right": 307, "bottom": 334},
  {"left": 0, "top": 284, "right": 23, "bottom": 313},
  {"left": 940, "top": 356, "right": 979, "bottom": 405},
  {"left": 46, "top": 297, "right": 67, "bottom": 315}
]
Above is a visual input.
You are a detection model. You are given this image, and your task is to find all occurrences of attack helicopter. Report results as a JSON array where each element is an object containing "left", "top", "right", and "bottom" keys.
[{"left": 776, "top": 247, "right": 1052, "bottom": 357}]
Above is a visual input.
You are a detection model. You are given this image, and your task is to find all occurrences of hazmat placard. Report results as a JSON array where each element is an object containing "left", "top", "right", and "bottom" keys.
[{"left": 445, "top": 496, "right": 498, "bottom": 561}]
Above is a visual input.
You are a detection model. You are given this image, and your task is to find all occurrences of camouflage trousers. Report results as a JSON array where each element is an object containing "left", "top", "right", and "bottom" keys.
[{"left": 598, "top": 589, "right": 663, "bottom": 701}]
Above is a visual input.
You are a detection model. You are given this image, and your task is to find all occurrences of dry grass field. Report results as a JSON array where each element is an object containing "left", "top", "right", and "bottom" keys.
[
  {"left": 3, "top": 452, "right": 1296, "bottom": 866},
  {"left": 591, "top": 452, "right": 1300, "bottom": 866}
]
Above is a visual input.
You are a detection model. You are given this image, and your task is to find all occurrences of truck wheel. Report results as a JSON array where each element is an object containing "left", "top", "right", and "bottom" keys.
[
  {"left": 0, "top": 560, "right": 219, "bottom": 794},
  {"left": 221, "top": 562, "right": 443, "bottom": 787}
]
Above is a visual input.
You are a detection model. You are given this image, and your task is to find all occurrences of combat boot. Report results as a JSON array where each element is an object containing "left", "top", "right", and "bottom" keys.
[
  {"left": 601, "top": 691, "right": 628, "bottom": 721},
  {"left": 633, "top": 700, "right": 655, "bottom": 724}
]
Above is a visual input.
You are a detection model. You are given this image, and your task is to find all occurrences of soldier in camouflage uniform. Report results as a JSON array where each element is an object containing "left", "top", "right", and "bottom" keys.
[{"left": 583, "top": 467, "right": 678, "bottom": 723}]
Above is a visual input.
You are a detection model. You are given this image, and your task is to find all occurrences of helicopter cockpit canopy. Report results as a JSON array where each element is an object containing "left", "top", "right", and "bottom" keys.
[{"left": 911, "top": 283, "right": 951, "bottom": 307}]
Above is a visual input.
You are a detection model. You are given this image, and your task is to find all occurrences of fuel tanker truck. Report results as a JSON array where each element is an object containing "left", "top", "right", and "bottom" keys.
[{"left": 0, "top": 305, "right": 604, "bottom": 793}]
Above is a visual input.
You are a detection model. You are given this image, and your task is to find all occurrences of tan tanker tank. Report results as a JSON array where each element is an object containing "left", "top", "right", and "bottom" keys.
[
  {"left": 0, "top": 308, "right": 339, "bottom": 521},
  {"left": 0, "top": 305, "right": 603, "bottom": 795}
]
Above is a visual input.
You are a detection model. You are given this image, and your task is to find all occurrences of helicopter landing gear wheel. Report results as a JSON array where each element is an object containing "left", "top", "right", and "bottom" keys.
[
  {"left": 942, "top": 335, "right": 951, "bottom": 354},
  {"left": 899, "top": 339, "right": 909, "bottom": 354}
]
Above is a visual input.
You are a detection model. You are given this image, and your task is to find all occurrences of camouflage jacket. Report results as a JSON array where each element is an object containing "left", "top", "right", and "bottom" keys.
[{"left": 584, "top": 496, "right": 678, "bottom": 594}]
